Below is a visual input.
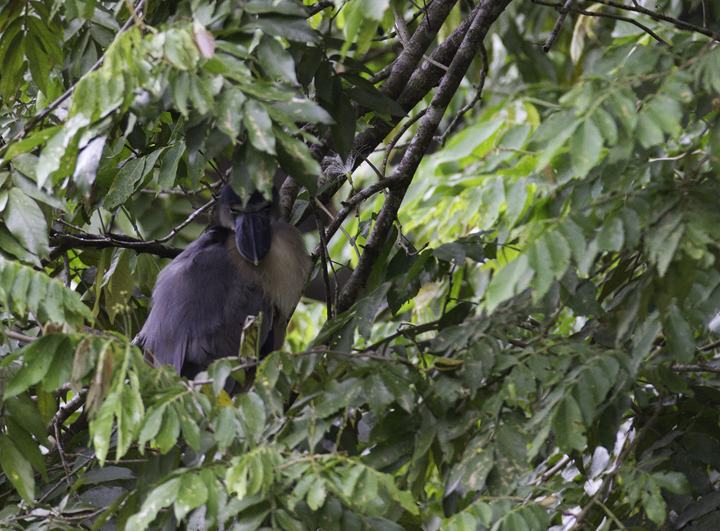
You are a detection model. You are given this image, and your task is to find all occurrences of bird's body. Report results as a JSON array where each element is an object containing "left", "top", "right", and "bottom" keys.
[{"left": 137, "top": 187, "right": 311, "bottom": 389}]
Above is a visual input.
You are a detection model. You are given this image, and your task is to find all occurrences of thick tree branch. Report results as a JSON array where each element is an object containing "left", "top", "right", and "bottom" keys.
[
  {"left": 48, "top": 197, "right": 215, "bottom": 261},
  {"left": 351, "top": 9, "right": 477, "bottom": 164},
  {"left": 307, "top": 5, "right": 480, "bottom": 227},
  {"left": 303, "top": 0, "right": 465, "bottom": 212},
  {"left": 337, "top": 0, "right": 513, "bottom": 312},
  {"left": 49, "top": 231, "right": 181, "bottom": 261},
  {"left": 380, "top": 0, "right": 461, "bottom": 101}
]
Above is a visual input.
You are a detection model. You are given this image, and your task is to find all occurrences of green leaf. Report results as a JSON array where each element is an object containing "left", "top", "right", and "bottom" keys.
[
  {"left": 3, "top": 334, "right": 64, "bottom": 399},
  {"left": 0, "top": 32, "right": 25, "bottom": 102},
  {"left": 647, "top": 94, "right": 682, "bottom": 136},
  {"left": 314, "top": 378, "right": 363, "bottom": 418},
  {"left": 444, "top": 512, "right": 477, "bottom": 531},
  {"left": 171, "top": 71, "right": 190, "bottom": 116},
  {"left": 231, "top": 143, "right": 276, "bottom": 198},
  {"left": 82, "top": 466, "right": 136, "bottom": 484},
  {"left": 485, "top": 254, "right": 533, "bottom": 313},
  {"left": 608, "top": 91, "right": 637, "bottom": 133},
  {"left": 155, "top": 402, "right": 181, "bottom": 453},
  {"left": 244, "top": 16, "right": 318, "bottom": 43},
  {"left": 553, "top": 395, "right": 586, "bottom": 452},
  {"left": 257, "top": 35, "right": 297, "bottom": 84},
  {"left": 176, "top": 403, "right": 202, "bottom": 451},
  {"left": 0, "top": 435, "right": 35, "bottom": 503},
  {"left": 236, "top": 392, "right": 267, "bottom": 439},
  {"left": 709, "top": 118, "right": 720, "bottom": 176},
  {"left": 26, "top": 16, "right": 63, "bottom": 65},
  {"left": 4, "top": 417, "right": 48, "bottom": 481},
  {"left": 637, "top": 112, "right": 664, "bottom": 148},
  {"left": 174, "top": 473, "right": 208, "bottom": 521},
  {"left": 35, "top": 114, "right": 90, "bottom": 188},
  {"left": 164, "top": 28, "right": 199, "bottom": 70},
  {"left": 217, "top": 87, "right": 246, "bottom": 139},
  {"left": 104, "top": 158, "right": 146, "bottom": 211},
  {"left": 306, "top": 478, "right": 326, "bottom": 511},
  {"left": 189, "top": 74, "right": 215, "bottom": 115},
  {"left": 91, "top": 388, "right": 119, "bottom": 465},
  {"left": 126, "top": 477, "right": 181, "bottom": 531},
  {"left": 596, "top": 216, "right": 624, "bottom": 252},
  {"left": 137, "top": 404, "right": 166, "bottom": 450},
  {"left": 645, "top": 212, "right": 684, "bottom": 277},
  {"left": 530, "top": 111, "right": 580, "bottom": 170},
  {"left": 116, "top": 384, "right": 144, "bottom": 459},
  {"left": 273, "top": 127, "right": 320, "bottom": 194},
  {"left": 244, "top": 99, "right": 276, "bottom": 154},
  {"left": 663, "top": 302, "right": 695, "bottom": 364},
  {"left": 5, "top": 188, "right": 49, "bottom": 259},
  {"left": 25, "top": 33, "right": 51, "bottom": 96},
  {"left": 593, "top": 106, "right": 618, "bottom": 146},
  {"left": 643, "top": 485, "right": 667, "bottom": 526},
  {"left": 3, "top": 126, "right": 62, "bottom": 162},
  {"left": 345, "top": 84, "right": 406, "bottom": 117},
  {"left": 449, "top": 442, "right": 494, "bottom": 492},
  {"left": 270, "top": 99, "right": 333, "bottom": 125},
  {"left": 570, "top": 118, "right": 603, "bottom": 176},
  {"left": 158, "top": 141, "right": 185, "bottom": 190}
]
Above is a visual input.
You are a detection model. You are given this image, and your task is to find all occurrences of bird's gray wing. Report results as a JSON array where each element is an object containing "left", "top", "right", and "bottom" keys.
[{"left": 137, "top": 228, "right": 273, "bottom": 379}]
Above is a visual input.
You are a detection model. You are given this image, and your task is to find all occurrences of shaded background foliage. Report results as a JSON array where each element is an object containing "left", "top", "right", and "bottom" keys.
[{"left": 0, "top": 0, "right": 720, "bottom": 530}]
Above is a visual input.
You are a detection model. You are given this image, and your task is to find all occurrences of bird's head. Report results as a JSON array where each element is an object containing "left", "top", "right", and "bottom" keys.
[{"left": 219, "top": 185, "right": 276, "bottom": 265}]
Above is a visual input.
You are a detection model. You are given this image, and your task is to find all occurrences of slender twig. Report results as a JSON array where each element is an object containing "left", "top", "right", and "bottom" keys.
[
  {"left": 54, "top": 422, "right": 77, "bottom": 498},
  {"left": 310, "top": 178, "right": 395, "bottom": 262},
  {"left": 62, "top": 252, "right": 71, "bottom": 287},
  {"left": 124, "top": 0, "right": 149, "bottom": 30},
  {"left": 4, "top": 329, "right": 36, "bottom": 343},
  {"left": 49, "top": 231, "right": 181, "bottom": 261},
  {"left": 435, "top": 41, "right": 489, "bottom": 145},
  {"left": 584, "top": 0, "right": 718, "bottom": 39},
  {"left": 595, "top": 500, "right": 628, "bottom": 530},
  {"left": 569, "top": 405, "right": 662, "bottom": 530},
  {"left": 670, "top": 363, "right": 720, "bottom": 374},
  {"left": 310, "top": 200, "right": 334, "bottom": 318},
  {"left": 306, "top": 1, "right": 333, "bottom": 17},
  {"left": 536, "top": 455, "right": 570, "bottom": 484},
  {"left": 57, "top": 219, "right": 93, "bottom": 235},
  {"left": 47, "top": 389, "right": 88, "bottom": 436},
  {"left": 699, "top": 338, "right": 720, "bottom": 352},
  {"left": 543, "top": 0, "right": 574, "bottom": 52},
  {"left": 315, "top": 199, "right": 361, "bottom": 263},
  {"left": 154, "top": 199, "right": 214, "bottom": 244},
  {"left": 49, "top": 197, "right": 214, "bottom": 261},
  {"left": 360, "top": 319, "right": 441, "bottom": 352},
  {"left": 381, "top": 109, "right": 428, "bottom": 176},
  {"left": 191, "top": 348, "right": 420, "bottom": 386},
  {"left": 533, "top": 0, "right": 670, "bottom": 46}
]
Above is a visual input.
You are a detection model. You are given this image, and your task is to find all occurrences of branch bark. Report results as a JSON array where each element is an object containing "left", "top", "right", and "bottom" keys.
[
  {"left": 337, "top": 0, "right": 513, "bottom": 312},
  {"left": 49, "top": 231, "right": 181, "bottom": 261}
]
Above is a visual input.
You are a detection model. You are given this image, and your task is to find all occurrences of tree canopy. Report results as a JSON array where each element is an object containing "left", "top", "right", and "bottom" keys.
[{"left": 1, "top": 0, "right": 720, "bottom": 530}]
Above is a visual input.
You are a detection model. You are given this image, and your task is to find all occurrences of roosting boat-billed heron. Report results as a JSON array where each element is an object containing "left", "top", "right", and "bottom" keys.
[{"left": 136, "top": 185, "right": 311, "bottom": 392}]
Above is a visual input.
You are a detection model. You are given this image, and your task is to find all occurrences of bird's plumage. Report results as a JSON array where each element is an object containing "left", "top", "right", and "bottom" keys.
[{"left": 136, "top": 186, "right": 311, "bottom": 391}]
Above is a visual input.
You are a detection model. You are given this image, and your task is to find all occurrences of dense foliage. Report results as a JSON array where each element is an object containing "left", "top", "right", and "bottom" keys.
[{"left": 1, "top": 0, "right": 720, "bottom": 529}]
